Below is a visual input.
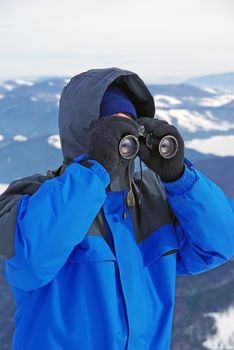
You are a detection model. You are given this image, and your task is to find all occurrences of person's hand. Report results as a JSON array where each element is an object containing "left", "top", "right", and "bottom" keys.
[
  {"left": 137, "top": 117, "right": 185, "bottom": 182},
  {"left": 87, "top": 115, "right": 139, "bottom": 174}
]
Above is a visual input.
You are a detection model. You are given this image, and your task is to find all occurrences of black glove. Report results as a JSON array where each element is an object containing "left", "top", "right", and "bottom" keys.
[
  {"left": 87, "top": 115, "right": 139, "bottom": 174},
  {"left": 137, "top": 117, "right": 185, "bottom": 182}
]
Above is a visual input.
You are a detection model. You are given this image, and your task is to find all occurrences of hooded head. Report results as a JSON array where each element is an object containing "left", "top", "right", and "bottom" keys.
[
  {"left": 58, "top": 67, "right": 155, "bottom": 167},
  {"left": 99, "top": 83, "right": 137, "bottom": 119}
]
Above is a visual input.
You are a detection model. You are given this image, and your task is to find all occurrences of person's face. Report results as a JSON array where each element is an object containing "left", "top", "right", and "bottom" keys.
[{"left": 113, "top": 113, "right": 133, "bottom": 120}]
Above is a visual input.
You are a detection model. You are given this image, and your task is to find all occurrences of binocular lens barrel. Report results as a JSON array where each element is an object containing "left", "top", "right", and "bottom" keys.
[
  {"left": 118, "top": 135, "right": 139, "bottom": 159},
  {"left": 158, "top": 135, "right": 178, "bottom": 159},
  {"left": 119, "top": 127, "right": 178, "bottom": 160}
]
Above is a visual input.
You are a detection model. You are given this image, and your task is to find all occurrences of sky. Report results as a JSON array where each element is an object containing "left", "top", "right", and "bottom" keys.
[{"left": 1, "top": 0, "right": 234, "bottom": 83}]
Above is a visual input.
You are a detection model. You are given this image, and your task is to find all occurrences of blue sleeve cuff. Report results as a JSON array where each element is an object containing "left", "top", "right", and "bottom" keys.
[
  {"left": 162, "top": 163, "right": 197, "bottom": 195},
  {"left": 73, "top": 153, "right": 110, "bottom": 189}
]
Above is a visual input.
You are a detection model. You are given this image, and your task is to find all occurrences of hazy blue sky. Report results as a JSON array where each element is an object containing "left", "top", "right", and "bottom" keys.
[{"left": 1, "top": 0, "right": 234, "bottom": 82}]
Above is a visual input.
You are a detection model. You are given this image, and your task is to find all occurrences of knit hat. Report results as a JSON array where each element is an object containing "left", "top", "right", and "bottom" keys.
[{"left": 99, "top": 84, "right": 137, "bottom": 119}]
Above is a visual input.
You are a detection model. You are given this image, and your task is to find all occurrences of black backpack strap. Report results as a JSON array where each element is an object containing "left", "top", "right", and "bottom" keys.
[{"left": 0, "top": 174, "right": 47, "bottom": 259}]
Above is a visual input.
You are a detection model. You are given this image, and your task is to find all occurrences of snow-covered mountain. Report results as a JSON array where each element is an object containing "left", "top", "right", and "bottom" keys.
[
  {"left": 0, "top": 77, "right": 233, "bottom": 140},
  {"left": 148, "top": 82, "right": 234, "bottom": 140},
  {"left": 0, "top": 76, "right": 233, "bottom": 184},
  {"left": 203, "top": 306, "right": 234, "bottom": 349},
  {"left": 171, "top": 258, "right": 234, "bottom": 350}
]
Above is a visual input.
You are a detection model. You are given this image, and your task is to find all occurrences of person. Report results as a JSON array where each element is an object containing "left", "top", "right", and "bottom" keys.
[{"left": 0, "top": 67, "right": 234, "bottom": 350}]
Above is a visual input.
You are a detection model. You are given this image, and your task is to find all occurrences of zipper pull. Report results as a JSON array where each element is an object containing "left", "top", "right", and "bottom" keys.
[{"left": 122, "top": 212, "right": 127, "bottom": 220}]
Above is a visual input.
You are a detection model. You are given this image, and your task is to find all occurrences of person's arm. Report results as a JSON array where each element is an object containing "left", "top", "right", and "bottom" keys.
[
  {"left": 5, "top": 154, "right": 110, "bottom": 291},
  {"left": 137, "top": 117, "right": 234, "bottom": 274},
  {"left": 162, "top": 163, "right": 234, "bottom": 275}
]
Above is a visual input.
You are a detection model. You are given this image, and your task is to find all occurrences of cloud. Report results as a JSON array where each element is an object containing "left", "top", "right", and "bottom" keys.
[{"left": 0, "top": 0, "right": 234, "bottom": 80}]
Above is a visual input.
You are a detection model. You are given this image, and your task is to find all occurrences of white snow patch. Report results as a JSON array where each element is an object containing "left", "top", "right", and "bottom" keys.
[
  {"left": 154, "top": 95, "right": 182, "bottom": 108},
  {"left": 156, "top": 110, "right": 172, "bottom": 124},
  {"left": 185, "top": 135, "right": 234, "bottom": 157},
  {"left": 15, "top": 79, "right": 34, "bottom": 86},
  {"left": 0, "top": 82, "right": 14, "bottom": 91},
  {"left": 201, "top": 87, "right": 219, "bottom": 94},
  {"left": 32, "top": 93, "right": 60, "bottom": 103},
  {"left": 30, "top": 96, "right": 38, "bottom": 102},
  {"left": 156, "top": 109, "right": 234, "bottom": 132},
  {"left": 0, "top": 184, "right": 9, "bottom": 195},
  {"left": 48, "top": 81, "right": 54, "bottom": 86},
  {"left": 182, "top": 96, "right": 196, "bottom": 103},
  {"left": 47, "top": 135, "right": 61, "bottom": 149},
  {"left": 203, "top": 306, "right": 234, "bottom": 349},
  {"left": 55, "top": 94, "right": 60, "bottom": 107},
  {"left": 14, "top": 134, "right": 28, "bottom": 142},
  {"left": 199, "top": 94, "right": 234, "bottom": 107},
  {"left": 0, "top": 134, "right": 4, "bottom": 141},
  {"left": 0, "top": 94, "right": 5, "bottom": 100}
]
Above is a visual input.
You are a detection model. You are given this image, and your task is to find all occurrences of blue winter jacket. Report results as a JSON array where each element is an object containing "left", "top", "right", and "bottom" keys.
[
  {"left": 5, "top": 152, "right": 234, "bottom": 350},
  {"left": 2, "top": 68, "right": 234, "bottom": 350}
]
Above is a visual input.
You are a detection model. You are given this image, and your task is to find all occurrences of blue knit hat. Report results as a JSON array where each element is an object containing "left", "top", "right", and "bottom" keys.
[{"left": 100, "top": 84, "right": 137, "bottom": 119}]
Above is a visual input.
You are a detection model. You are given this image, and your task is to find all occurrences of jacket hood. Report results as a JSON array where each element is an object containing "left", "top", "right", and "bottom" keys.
[{"left": 58, "top": 67, "right": 155, "bottom": 166}]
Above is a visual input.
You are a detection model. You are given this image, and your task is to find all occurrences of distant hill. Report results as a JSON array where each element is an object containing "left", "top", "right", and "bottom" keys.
[
  {"left": 187, "top": 72, "right": 234, "bottom": 93},
  {"left": 0, "top": 135, "right": 63, "bottom": 183},
  {"left": 148, "top": 83, "right": 214, "bottom": 98},
  {"left": 0, "top": 140, "right": 217, "bottom": 184},
  {"left": 194, "top": 156, "right": 234, "bottom": 197},
  {"left": 0, "top": 76, "right": 233, "bottom": 183}
]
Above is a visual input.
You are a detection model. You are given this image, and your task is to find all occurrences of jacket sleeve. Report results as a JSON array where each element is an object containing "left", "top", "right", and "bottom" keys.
[
  {"left": 5, "top": 154, "right": 110, "bottom": 291},
  {"left": 162, "top": 161, "right": 234, "bottom": 275}
]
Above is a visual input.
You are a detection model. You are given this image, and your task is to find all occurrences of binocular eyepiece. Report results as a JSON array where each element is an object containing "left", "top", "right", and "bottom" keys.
[{"left": 119, "top": 125, "right": 178, "bottom": 160}]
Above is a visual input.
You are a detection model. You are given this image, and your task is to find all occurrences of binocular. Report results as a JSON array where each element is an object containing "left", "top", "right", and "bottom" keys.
[{"left": 119, "top": 125, "right": 178, "bottom": 160}]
